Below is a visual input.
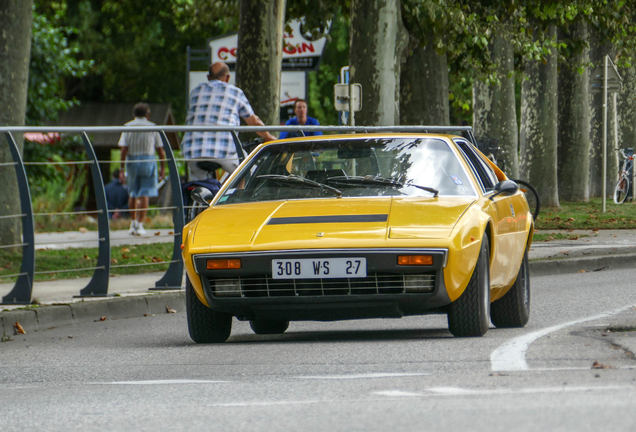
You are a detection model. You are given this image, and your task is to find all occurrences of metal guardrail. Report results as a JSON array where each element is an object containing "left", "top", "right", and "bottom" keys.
[{"left": 0, "top": 125, "right": 475, "bottom": 304}]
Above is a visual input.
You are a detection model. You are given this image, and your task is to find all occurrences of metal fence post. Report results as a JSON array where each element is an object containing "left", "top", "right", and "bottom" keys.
[
  {"left": 76, "top": 132, "right": 111, "bottom": 297},
  {"left": 1, "top": 132, "right": 35, "bottom": 304},
  {"left": 151, "top": 131, "right": 184, "bottom": 290},
  {"left": 231, "top": 130, "right": 245, "bottom": 163}
]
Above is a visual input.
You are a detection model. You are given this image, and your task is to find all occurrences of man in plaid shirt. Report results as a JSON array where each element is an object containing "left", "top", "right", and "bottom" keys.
[{"left": 182, "top": 61, "right": 276, "bottom": 180}]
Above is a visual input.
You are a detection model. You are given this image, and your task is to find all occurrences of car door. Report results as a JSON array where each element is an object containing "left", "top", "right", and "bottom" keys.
[{"left": 454, "top": 139, "right": 517, "bottom": 288}]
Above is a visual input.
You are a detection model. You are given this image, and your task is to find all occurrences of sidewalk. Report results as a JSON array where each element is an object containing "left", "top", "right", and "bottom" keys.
[
  {"left": 1, "top": 228, "right": 178, "bottom": 309},
  {"left": 33, "top": 228, "right": 177, "bottom": 250},
  {"left": 528, "top": 229, "right": 636, "bottom": 275},
  {"left": 2, "top": 229, "right": 636, "bottom": 336}
]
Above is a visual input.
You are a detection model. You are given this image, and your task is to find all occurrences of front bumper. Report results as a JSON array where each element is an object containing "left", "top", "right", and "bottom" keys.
[{"left": 192, "top": 248, "right": 451, "bottom": 321}]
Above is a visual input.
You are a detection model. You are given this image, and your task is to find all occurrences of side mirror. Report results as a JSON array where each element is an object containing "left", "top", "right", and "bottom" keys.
[
  {"left": 489, "top": 180, "right": 519, "bottom": 200},
  {"left": 191, "top": 187, "right": 214, "bottom": 207}
]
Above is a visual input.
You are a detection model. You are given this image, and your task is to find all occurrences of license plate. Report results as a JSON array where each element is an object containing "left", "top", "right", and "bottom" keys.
[{"left": 272, "top": 258, "right": 367, "bottom": 279}]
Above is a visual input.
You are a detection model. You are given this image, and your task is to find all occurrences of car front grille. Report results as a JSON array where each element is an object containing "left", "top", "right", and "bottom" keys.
[{"left": 209, "top": 272, "right": 435, "bottom": 298}]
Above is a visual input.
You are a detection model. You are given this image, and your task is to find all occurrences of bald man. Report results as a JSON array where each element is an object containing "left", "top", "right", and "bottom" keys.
[{"left": 182, "top": 61, "right": 276, "bottom": 179}]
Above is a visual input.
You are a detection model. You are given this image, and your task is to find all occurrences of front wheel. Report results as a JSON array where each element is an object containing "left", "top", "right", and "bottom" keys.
[
  {"left": 614, "top": 174, "right": 630, "bottom": 204},
  {"left": 490, "top": 249, "right": 530, "bottom": 328},
  {"left": 447, "top": 238, "right": 491, "bottom": 337},
  {"left": 186, "top": 276, "right": 232, "bottom": 343}
]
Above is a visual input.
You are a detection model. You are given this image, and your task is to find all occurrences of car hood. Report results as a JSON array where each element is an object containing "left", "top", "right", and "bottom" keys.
[{"left": 192, "top": 197, "right": 475, "bottom": 250}]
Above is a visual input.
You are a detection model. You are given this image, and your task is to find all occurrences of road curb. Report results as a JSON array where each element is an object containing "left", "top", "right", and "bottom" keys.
[
  {"left": 1, "top": 309, "right": 38, "bottom": 337},
  {"left": 2, "top": 254, "right": 636, "bottom": 336},
  {"left": 1, "top": 292, "right": 185, "bottom": 338},
  {"left": 530, "top": 253, "right": 636, "bottom": 276}
]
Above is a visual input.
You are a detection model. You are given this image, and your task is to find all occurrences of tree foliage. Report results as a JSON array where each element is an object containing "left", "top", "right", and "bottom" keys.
[
  {"left": 27, "top": 4, "right": 92, "bottom": 125},
  {"left": 33, "top": 0, "right": 238, "bottom": 123},
  {"left": 25, "top": 0, "right": 636, "bottom": 127}
]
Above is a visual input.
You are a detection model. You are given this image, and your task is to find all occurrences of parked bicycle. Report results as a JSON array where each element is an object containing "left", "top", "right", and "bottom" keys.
[
  {"left": 182, "top": 161, "right": 222, "bottom": 223},
  {"left": 512, "top": 179, "right": 540, "bottom": 220},
  {"left": 183, "top": 139, "right": 265, "bottom": 223},
  {"left": 613, "top": 148, "right": 634, "bottom": 204}
]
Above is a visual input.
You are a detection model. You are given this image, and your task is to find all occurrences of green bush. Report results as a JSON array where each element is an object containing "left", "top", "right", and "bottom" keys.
[{"left": 24, "top": 134, "right": 88, "bottom": 215}]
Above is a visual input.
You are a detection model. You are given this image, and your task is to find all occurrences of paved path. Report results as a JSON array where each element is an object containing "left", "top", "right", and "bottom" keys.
[
  {"left": 34, "top": 228, "right": 177, "bottom": 250},
  {"left": 529, "top": 229, "right": 636, "bottom": 259}
]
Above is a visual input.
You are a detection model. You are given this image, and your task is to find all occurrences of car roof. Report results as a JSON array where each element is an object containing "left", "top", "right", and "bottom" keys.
[{"left": 270, "top": 133, "right": 462, "bottom": 145}]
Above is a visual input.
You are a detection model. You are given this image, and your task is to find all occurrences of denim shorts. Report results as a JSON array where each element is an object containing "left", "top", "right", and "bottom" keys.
[{"left": 126, "top": 155, "right": 158, "bottom": 198}]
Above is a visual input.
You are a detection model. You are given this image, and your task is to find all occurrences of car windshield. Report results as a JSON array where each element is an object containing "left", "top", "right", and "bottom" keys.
[{"left": 215, "top": 137, "right": 475, "bottom": 205}]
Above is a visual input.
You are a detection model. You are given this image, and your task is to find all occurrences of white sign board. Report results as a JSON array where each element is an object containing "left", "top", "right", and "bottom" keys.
[
  {"left": 334, "top": 84, "right": 362, "bottom": 112},
  {"left": 188, "top": 71, "right": 305, "bottom": 107},
  {"left": 591, "top": 63, "right": 624, "bottom": 94},
  {"left": 209, "top": 19, "right": 328, "bottom": 70}
]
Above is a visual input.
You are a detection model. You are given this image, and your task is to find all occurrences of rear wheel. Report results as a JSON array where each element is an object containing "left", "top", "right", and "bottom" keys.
[
  {"left": 186, "top": 276, "right": 232, "bottom": 343},
  {"left": 490, "top": 250, "right": 530, "bottom": 328},
  {"left": 249, "top": 319, "right": 290, "bottom": 335},
  {"left": 614, "top": 174, "right": 629, "bottom": 204},
  {"left": 447, "top": 238, "right": 491, "bottom": 337}
]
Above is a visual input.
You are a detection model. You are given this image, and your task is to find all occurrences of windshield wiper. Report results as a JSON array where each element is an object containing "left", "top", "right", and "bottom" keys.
[
  {"left": 257, "top": 174, "right": 342, "bottom": 198},
  {"left": 327, "top": 175, "right": 439, "bottom": 197}
]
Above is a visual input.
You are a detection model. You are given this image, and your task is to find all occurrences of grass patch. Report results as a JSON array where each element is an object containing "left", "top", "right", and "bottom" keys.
[
  {"left": 536, "top": 198, "right": 636, "bottom": 230},
  {"left": 532, "top": 233, "right": 589, "bottom": 242},
  {"left": 0, "top": 243, "right": 174, "bottom": 282},
  {"left": 607, "top": 327, "right": 636, "bottom": 333}
]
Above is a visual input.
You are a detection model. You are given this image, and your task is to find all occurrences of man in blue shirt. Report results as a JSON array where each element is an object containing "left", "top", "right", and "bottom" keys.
[
  {"left": 104, "top": 169, "right": 129, "bottom": 220},
  {"left": 279, "top": 99, "right": 323, "bottom": 139}
]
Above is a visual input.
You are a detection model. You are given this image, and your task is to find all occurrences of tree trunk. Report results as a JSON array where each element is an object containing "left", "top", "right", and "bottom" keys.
[
  {"left": 618, "top": 66, "right": 636, "bottom": 148},
  {"left": 350, "top": 0, "right": 408, "bottom": 126},
  {"left": 473, "top": 31, "right": 519, "bottom": 178},
  {"left": 588, "top": 36, "right": 617, "bottom": 198},
  {"left": 0, "top": 0, "right": 33, "bottom": 250},
  {"left": 236, "top": 0, "right": 285, "bottom": 130},
  {"left": 400, "top": 32, "right": 449, "bottom": 126},
  {"left": 519, "top": 23, "right": 559, "bottom": 208},
  {"left": 557, "top": 19, "right": 590, "bottom": 202}
]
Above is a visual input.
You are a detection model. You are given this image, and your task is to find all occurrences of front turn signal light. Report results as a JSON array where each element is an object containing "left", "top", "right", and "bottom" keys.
[
  {"left": 398, "top": 255, "right": 433, "bottom": 266},
  {"left": 207, "top": 259, "right": 241, "bottom": 270}
]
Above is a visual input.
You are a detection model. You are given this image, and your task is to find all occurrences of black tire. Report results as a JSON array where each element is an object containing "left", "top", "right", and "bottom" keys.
[
  {"left": 513, "top": 179, "right": 540, "bottom": 220},
  {"left": 186, "top": 276, "right": 232, "bottom": 343},
  {"left": 490, "top": 249, "right": 530, "bottom": 328},
  {"left": 447, "top": 238, "right": 491, "bottom": 337},
  {"left": 186, "top": 202, "right": 205, "bottom": 224},
  {"left": 614, "top": 174, "right": 629, "bottom": 204},
  {"left": 249, "top": 319, "right": 290, "bottom": 335}
]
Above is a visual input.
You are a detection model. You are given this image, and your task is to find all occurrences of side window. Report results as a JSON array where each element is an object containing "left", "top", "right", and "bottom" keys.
[{"left": 454, "top": 140, "right": 498, "bottom": 193}]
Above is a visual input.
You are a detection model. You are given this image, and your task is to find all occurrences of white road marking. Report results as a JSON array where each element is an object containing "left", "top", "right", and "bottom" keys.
[
  {"left": 425, "top": 385, "right": 633, "bottom": 396},
  {"left": 373, "top": 390, "right": 424, "bottom": 397},
  {"left": 210, "top": 386, "right": 636, "bottom": 408},
  {"left": 210, "top": 400, "right": 326, "bottom": 408},
  {"left": 491, "top": 305, "right": 634, "bottom": 371},
  {"left": 296, "top": 372, "right": 430, "bottom": 380},
  {"left": 90, "top": 379, "right": 228, "bottom": 385}
]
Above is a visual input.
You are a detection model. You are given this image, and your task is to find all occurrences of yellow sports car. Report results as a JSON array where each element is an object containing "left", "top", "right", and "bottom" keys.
[{"left": 182, "top": 133, "right": 533, "bottom": 343}]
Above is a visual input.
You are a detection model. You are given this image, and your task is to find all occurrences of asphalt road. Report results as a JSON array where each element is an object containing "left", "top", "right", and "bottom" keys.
[{"left": 2, "top": 269, "right": 636, "bottom": 432}]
